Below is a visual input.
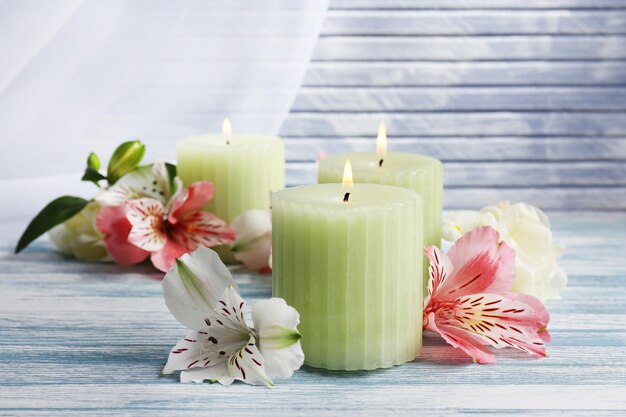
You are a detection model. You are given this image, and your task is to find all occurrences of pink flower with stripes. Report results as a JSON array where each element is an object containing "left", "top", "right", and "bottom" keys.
[
  {"left": 423, "top": 226, "right": 550, "bottom": 364},
  {"left": 96, "top": 181, "right": 235, "bottom": 272}
]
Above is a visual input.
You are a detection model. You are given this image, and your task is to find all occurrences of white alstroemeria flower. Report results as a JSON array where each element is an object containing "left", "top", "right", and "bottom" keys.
[
  {"left": 161, "top": 247, "right": 303, "bottom": 387},
  {"left": 230, "top": 209, "right": 272, "bottom": 272},
  {"left": 442, "top": 201, "right": 568, "bottom": 301},
  {"left": 95, "top": 161, "right": 176, "bottom": 207}
]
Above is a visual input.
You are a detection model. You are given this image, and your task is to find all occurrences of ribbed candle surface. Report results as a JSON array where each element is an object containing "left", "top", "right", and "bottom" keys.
[
  {"left": 272, "top": 183, "right": 423, "bottom": 371},
  {"left": 318, "top": 152, "right": 442, "bottom": 291},
  {"left": 177, "top": 135, "right": 284, "bottom": 261},
  {"left": 177, "top": 135, "right": 284, "bottom": 220}
]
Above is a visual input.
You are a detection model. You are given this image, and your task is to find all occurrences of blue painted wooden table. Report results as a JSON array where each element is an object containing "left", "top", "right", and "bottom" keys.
[{"left": 1, "top": 213, "right": 625, "bottom": 416}]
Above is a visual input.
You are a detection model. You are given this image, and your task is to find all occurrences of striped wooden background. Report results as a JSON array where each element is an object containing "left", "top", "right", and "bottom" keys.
[{"left": 280, "top": 0, "right": 626, "bottom": 211}]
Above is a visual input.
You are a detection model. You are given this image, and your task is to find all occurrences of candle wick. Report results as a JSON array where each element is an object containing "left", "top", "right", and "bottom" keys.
[
  {"left": 226, "top": 140, "right": 230, "bottom": 146},
  {"left": 343, "top": 192, "right": 350, "bottom": 203},
  {"left": 379, "top": 158, "right": 384, "bottom": 167}
]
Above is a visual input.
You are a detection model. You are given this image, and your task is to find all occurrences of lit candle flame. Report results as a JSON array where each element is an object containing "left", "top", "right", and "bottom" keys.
[
  {"left": 222, "top": 117, "right": 232, "bottom": 144},
  {"left": 376, "top": 120, "right": 387, "bottom": 159},
  {"left": 342, "top": 159, "right": 353, "bottom": 202},
  {"left": 343, "top": 159, "right": 353, "bottom": 189}
]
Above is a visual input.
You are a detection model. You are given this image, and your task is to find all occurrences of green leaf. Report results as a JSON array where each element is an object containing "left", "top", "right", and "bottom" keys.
[
  {"left": 165, "top": 162, "right": 177, "bottom": 194},
  {"left": 107, "top": 140, "right": 146, "bottom": 184},
  {"left": 81, "top": 167, "right": 107, "bottom": 185},
  {"left": 15, "top": 196, "right": 90, "bottom": 254},
  {"left": 87, "top": 152, "right": 101, "bottom": 171}
]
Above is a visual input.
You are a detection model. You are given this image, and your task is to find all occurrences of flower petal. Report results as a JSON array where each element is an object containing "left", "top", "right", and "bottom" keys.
[
  {"left": 168, "top": 181, "right": 215, "bottom": 224},
  {"left": 441, "top": 210, "right": 497, "bottom": 242},
  {"left": 162, "top": 248, "right": 237, "bottom": 330},
  {"left": 499, "top": 203, "right": 555, "bottom": 268},
  {"left": 251, "top": 298, "right": 304, "bottom": 379},
  {"left": 227, "top": 335, "right": 274, "bottom": 387},
  {"left": 436, "top": 293, "right": 548, "bottom": 359},
  {"left": 95, "top": 164, "right": 169, "bottom": 207},
  {"left": 95, "top": 205, "right": 149, "bottom": 265},
  {"left": 428, "top": 317, "right": 496, "bottom": 364},
  {"left": 150, "top": 240, "right": 187, "bottom": 272},
  {"left": 170, "top": 211, "right": 236, "bottom": 251},
  {"left": 163, "top": 325, "right": 249, "bottom": 383},
  {"left": 231, "top": 209, "right": 272, "bottom": 243},
  {"left": 162, "top": 330, "right": 228, "bottom": 374},
  {"left": 507, "top": 292, "right": 551, "bottom": 342},
  {"left": 439, "top": 226, "right": 516, "bottom": 299},
  {"left": 231, "top": 210, "right": 272, "bottom": 272},
  {"left": 126, "top": 198, "right": 167, "bottom": 252},
  {"left": 72, "top": 234, "right": 111, "bottom": 262},
  {"left": 180, "top": 362, "right": 234, "bottom": 385},
  {"left": 424, "top": 245, "right": 454, "bottom": 302},
  {"left": 232, "top": 233, "right": 272, "bottom": 272},
  {"left": 543, "top": 265, "right": 568, "bottom": 302},
  {"left": 152, "top": 161, "right": 175, "bottom": 200}
]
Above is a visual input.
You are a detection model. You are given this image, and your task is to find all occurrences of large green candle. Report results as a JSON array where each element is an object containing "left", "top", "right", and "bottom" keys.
[
  {"left": 272, "top": 181, "right": 423, "bottom": 370},
  {"left": 317, "top": 126, "right": 442, "bottom": 291},
  {"left": 177, "top": 119, "right": 284, "bottom": 262}
]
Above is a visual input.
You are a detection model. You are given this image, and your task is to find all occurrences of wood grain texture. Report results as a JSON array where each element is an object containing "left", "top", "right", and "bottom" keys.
[
  {"left": 1, "top": 214, "right": 625, "bottom": 415},
  {"left": 323, "top": 10, "right": 626, "bottom": 35},
  {"left": 292, "top": 87, "right": 626, "bottom": 111},
  {"left": 303, "top": 62, "right": 626, "bottom": 86},
  {"left": 282, "top": 113, "right": 626, "bottom": 136},
  {"left": 284, "top": 137, "right": 626, "bottom": 161},
  {"left": 330, "top": 0, "right": 626, "bottom": 9},
  {"left": 281, "top": 0, "right": 626, "bottom": 211},
  {"left": 312, "top": 36, "right": 626, "bottom": 61},
  {"left": 287, "top": 161, "right": 626, "bottom": 186}
]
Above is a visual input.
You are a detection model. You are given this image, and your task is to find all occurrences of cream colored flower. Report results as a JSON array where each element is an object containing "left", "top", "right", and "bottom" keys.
[
  {"left": 48, "top": 201, "right": 111, "bottom": 262},
  {"left": 442, "top": 201, "right": 567, "bottom": 301},
  {"left": 230, "top": 209, "right": 272, "bottom": 272}
]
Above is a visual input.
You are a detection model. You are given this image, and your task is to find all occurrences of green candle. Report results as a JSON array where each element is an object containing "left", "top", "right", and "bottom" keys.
[
  {"left": 317, "top": 123, "right": 443, "bottom": 291},
  {"left": 272, "top": 178, "right": 423, "bottom": 370},
  {"left": 177, "top": 119, "right": 284, "bottom": 262}
]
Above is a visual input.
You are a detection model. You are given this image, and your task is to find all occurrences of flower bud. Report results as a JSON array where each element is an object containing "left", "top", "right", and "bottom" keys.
[
  {"left": 107, "top": 140, "right": 145, "bottom": 184},
  {"left": 87, "top": 152, "right": 101, "bottom": 170}
]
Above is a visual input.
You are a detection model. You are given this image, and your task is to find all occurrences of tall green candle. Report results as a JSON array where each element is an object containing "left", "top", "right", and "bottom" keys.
[
  {"left": 317, "top": 123, "right": 443, "bottom": 291},
  {"left": 177, "top": 119, "right": 284, "bottom": 262},
  {"left": 272, "top": 178, "right": 423, "bottom": 370}
]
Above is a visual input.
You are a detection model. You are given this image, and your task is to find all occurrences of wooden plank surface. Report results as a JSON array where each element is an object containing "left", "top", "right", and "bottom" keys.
[
  {"left": 281, "top": 113, "right": 626, "bottom": 136},
  {"left": 323, "top": 10, "right": 626, "bottom": 35},
  {"left": 286, "top": 161, "right": 626, "bottom": 186},
  {"left": 303, "top": 62, "right": 626, "bottom": 86},
  {"left": 1, "top": 213, "right": 625, "bottom": 415},
  {"left": 330, "top": 0, "right": 626, "bottom": 9},
  {"left": 292, "top": 87, "right": 626, "bottom": 111},
  {"left": 284, "top": 137, "right": 626, "bottom": 161},
  {"left": 312, "top": 36, "right": 626, "bottom": 61}
]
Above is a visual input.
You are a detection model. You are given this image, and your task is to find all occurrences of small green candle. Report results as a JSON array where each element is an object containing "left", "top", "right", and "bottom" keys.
[
  {"left": 318, "top": 122, "right": 443, "bottom": 291},
  {"left": 272, "top": 177, "right": 423, "bottom": 370},
  {"left": 177, "top": 119, "right": 284, "bottom": 262}
]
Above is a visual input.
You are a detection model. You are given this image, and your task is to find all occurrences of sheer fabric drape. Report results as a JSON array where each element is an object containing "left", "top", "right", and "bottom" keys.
[{"left": 0, "top": 0, "right": 328, "bottom": 219}]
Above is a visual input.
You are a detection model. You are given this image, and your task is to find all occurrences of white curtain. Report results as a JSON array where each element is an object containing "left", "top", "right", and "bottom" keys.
[{"left": 0, "top": 0, "right": 328, "bottom": 220}]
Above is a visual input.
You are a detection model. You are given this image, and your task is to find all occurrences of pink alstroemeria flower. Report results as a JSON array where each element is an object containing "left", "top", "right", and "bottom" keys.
[
  {"left": 423, "top": 226, "right": 550, "bottom": 364},
  {"left": 96, "top": 182, "right": 235, "bottom": 272}
]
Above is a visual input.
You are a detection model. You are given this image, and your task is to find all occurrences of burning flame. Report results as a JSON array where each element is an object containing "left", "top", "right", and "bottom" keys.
[
  {"left": 343, "top": 159, "right": 354, "bottom": 189},
  {"left": 222, "top": 117, "right": 232, "bottom": 143},
  {"left": 376, "top": 120, "right": 387, "bottom": 159}
]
